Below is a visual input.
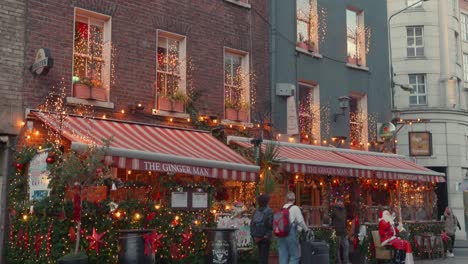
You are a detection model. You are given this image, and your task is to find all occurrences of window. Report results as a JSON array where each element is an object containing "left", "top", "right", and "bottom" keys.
[
  {"left": 296, "top": 0, "right": 318, "bottom": 52},
  {"left": 73, "top": 9, "right": 111, "bottom": 101},
  {"left": 407, "top": 0, "right": 423, "bottom": 7},
  {"left": 224, "top": 49, "right": 250, "bottom": 122},
  {"left": 406, "top": 26, "right": 424, "bottom": 57},
  {"left": 409, "top": 74, "right": 427, "bottom": 105},
  {"left": 298, "top": 82, "right": 320, "bottom": 143},
  {"left": 346, "top": 8, "right": 366, "bottom": 66},
  {"left": 461, "top": 13, "right": 468, "bottom": 41},
  {"left": 156, "top": 31, "right": 186, "bottom": 112},
  {"left": 349, "top": 95, "right": 368, "bottom": 150},
  {"left": 463, "top": 54, "right": 468, "bottom": 81}
]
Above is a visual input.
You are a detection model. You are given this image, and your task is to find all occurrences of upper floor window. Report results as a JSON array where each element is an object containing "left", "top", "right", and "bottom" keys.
[
  {"left": 461, "top": 13, "right": 468, "bottom": 41},
  {"left": 407, "top": 0, "right": 423, "bottom": 7},
  {"left": 296, "top": 0, "right": 318, "bottom": 53},
  {"left": 409, "top": 74, "right": 427, "bottom": 105},
  {"left": 72, "top": 9, "right": 111, "bottom": 101},
  {"left": 298, "top": 82, "right": 320, "bottom": 144},
  {"left": 349, "top": 94, "right": 368, "bottom": 150},
  {"left": 406, "top": 26, "right": 424, "bottom": 57},
  {"left": 224, "top": 49, "right": 250, "bottom": 123},
  {"left": 156, "top": 31, "right": 187, "bottom": 113},
  {"left": 346, "top": 8, "right": 366, "bottom": 66}
]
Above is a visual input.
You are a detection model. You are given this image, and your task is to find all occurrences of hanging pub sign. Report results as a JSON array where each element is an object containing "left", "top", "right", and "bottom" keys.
[
  {"left": 28, "top": 150, "right": 51, "bottom": 201},
  {"left": 378, "top": 122, "right": 396, "bottom": 140},
  {"left": 409, "top": 131, "right": 432, "bottom": 156},
  {"left": 30, "top": 48, "right": 53, "bottom": 76}
]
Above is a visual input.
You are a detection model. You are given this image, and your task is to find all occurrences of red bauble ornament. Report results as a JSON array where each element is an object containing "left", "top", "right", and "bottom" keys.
[
  {"left": 46, "top": 157, "right": 55, "bottom": 164},
  {"left": 15, "top": 163, "right": 24, "bottom": 171}
]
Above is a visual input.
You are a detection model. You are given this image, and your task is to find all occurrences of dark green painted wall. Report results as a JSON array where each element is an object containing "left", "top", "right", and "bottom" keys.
[{"left": 270, "top": 0, "right": 391, "bottom": 141}]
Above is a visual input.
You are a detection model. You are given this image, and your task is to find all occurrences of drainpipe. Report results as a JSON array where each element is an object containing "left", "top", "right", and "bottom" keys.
[
  {"left": 270, "top": 0, "right": 277, "bottom": 129},
  {"left": 439, "top": 0, "right": 451, "bottom": 107},
  {"left": 0, "top": 136, "right": 15, "bottom": 264}
]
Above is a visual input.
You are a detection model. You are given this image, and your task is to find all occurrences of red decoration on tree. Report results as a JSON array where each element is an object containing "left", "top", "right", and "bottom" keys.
[
  {"left": 170, "top": 243, "right": 187, "bottom": 260},
  {"left": 86, "top": 228, "right": 106, "bottom": 254},
  {"left": 16, "top": 229, "right": 24, "bottom": 247},
  {"left": 181, "top": 228, "right": 192, "bottom": 246},
  {"left": 46, "top": 156, "right": 55, "bottom": 164},
  {"left": 68, "top": 226, "right": 76, "bottom": 242},
  {"left": 46, "top": 224, "right": 52, "bottom": 256},
  {"left": 34, "top": 234, "right": 44, "bottom": 257},
  {"left": 15, "top": 162, "right": 24, "bottom": 171},
  {"left": 24, "top": 227, "right": 29, "bottom": 250},
  {"left": 143, "top": 231, "right": 164, "bottom": 255},
  {"left": 58, "top": 210, "right": 66, "bottom": 221}
]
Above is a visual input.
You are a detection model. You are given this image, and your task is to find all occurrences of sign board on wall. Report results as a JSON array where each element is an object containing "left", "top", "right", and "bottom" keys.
[
  {"left": 30, "top": 48, "right": 53, "bottom": 75},
  {"left": 409, "top": 132, "right": 432, "bottom": 156},
  {"left": 28, "top": 151, "right": 51, "bottom": 201}
]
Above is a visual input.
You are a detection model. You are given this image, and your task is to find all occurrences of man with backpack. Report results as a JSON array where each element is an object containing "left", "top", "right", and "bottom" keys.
[
  {"left": 250, "top": 194, "right": 274, "bottom": 264},
  {"left": 275, "top": 191, "right": 309, "bottom": 264}
]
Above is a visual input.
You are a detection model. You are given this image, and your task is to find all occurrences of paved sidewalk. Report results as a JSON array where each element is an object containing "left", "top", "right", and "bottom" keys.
[{"left": 414, "top": 240, "right": 468, "bottom": 264}]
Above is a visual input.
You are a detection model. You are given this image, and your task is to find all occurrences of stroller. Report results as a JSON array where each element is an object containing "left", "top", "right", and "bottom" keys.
[{"left": 300, "top": 230, "right": 329, "bottom": 264}]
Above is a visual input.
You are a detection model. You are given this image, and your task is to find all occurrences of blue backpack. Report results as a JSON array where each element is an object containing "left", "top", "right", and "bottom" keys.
[{"left": 250, "top": 208, "right": 267, "bottom": 238}]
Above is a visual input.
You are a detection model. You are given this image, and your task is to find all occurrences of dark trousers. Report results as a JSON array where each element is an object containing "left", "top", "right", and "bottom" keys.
[
  {"left": 449, "top": 234, "right": 455, "bottom": 253},
  {"left": 257, "top": 239, "right": 271, "bottom": 264}
]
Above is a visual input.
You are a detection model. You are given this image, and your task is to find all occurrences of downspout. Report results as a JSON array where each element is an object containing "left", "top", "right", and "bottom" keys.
[
  {"left": 0, "top": 136, "right": 16, "bottom": 264},
  {"left": 270, "top": 0, "right": 277, "bottom": 129},
  {"left": 249, "top": 0, "right": 254, "bottom": 120}
]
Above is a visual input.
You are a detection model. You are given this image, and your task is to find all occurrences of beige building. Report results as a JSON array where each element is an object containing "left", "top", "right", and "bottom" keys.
[{"left": 388, "top": 0, "right": 467, "bottom": 240}]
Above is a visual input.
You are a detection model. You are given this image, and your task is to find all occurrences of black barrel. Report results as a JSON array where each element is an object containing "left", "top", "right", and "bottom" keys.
[
  {"left": 300, "top": 240, "right": 329, "bottom": 264},
  {"left": 203, "top": 228, "right": 238, "bottom": 264},
  {"left": 117, "top": 229, "right": 155, "bottom": 264}
]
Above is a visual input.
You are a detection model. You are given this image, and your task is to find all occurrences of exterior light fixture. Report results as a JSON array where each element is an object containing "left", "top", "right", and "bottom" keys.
[
  {"left": 136, "top": 103, "right": 144, "bottom": 110},
  {"left": 333, "top": 96, "right": 351, "bottom": 122}
]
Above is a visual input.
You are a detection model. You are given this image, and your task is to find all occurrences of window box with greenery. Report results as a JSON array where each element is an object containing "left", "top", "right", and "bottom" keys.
[
  {"left": 157, "top": 90, "right": 189, "bottom": 113},
  {"left": 72, "top": 77, "right": 107, "bottom": 101},
  {"left": 225, "top": 99, "right": 249, "bottom": 123}
]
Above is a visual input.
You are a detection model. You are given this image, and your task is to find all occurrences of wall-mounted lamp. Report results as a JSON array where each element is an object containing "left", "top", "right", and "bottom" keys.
[
  {"left": 333, "top": 96, "right": 351, "bottom": 122},
  {"left": 135, "top": 103, "right": 145, "bottom": 111}
]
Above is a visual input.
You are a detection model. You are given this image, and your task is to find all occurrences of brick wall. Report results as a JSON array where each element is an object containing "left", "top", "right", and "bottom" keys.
[
  {"left": 22, "top": 0, "right": 270, "bottom": 122},
  {"left": 0, "top": 0, "right": 26, "bottom": 135}
]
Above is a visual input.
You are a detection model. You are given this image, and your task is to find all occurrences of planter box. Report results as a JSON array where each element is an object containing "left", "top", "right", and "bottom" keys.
[
  {"left": 297, "top": 42, "right": 308, "bottom": 50},
  {"left": 90, "top": 87, "right": 107, "bottom": 101},
  {"left": 110, "top": 187, "right": 150, "bottom": 202},
  {"left": 225, "top": 108, "right": 237, "bottom": 120},
  {"left": 158, "top": 97, "right": 184, "bottom": 112},
  {"left": 237, "top": 109, "right": 249, "bottom": 122},
  {"left": 118, "top": 229, "right": 155, "bottom": 264},
  {"left": 73, "top": 83, "right": 91, "bottom": 99}
]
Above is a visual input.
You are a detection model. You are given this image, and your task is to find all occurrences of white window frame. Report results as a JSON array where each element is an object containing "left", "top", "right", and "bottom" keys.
[
  {"left": 346, "top": 8, "right": 366, "bottom": 66},
  {"left": 406, "top": 26, "right": 424, "bottom": 57},
  {"left": 407, "top": 0, "right": 423, "bottom": 7},
  {"left": 461, "top": 13, "right": 468, "bottom": 41},
  {"left": 409, "top": 74, "right": 427, "bottom": 105},
  {"left": 223, "top": 48, "right": 250, "bottom": 122},
  {"left": 72, "top": 8, "right": 111, "bottom": 101},
  {"left": 463, "top": 54, "right": 468, "bottom": 82},
  {"left": 298, "top": 82, "right": 320, "bottom": 142},
  {"left": 155, "top": 30, "right": 187, "bottom": 102},
  {"left": 296, "top": 0, "right": 318, "bottom": 52}
]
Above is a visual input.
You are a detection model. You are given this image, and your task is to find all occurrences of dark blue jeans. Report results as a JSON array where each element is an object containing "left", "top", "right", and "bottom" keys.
[{"left": 257, "top": 238, "right": 271, "bottom": 264}]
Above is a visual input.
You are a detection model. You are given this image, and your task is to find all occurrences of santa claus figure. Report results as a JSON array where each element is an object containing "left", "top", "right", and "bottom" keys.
[{"left": 378, "top": 210, "right": 414, "bottom": 264}]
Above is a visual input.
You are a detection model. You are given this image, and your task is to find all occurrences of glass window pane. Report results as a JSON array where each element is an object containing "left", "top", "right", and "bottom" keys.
[
  {"left": 297, "top": 21, "right": 308, "bottom": 43},
  {"left": 418, "top": 85, "right": 425, "bottom": 93},
  {"left": 407, "top": 27, "right": 413, "bottom": 36},
  {"left": 416, "top": 47, "right": 424, "bottom": 56},
  {"left": 157, "top": 47, "right": 167, "bottom": 71},
  {"left": 409, "top": 75, "right": 416, "bottom": 83},
  {"left": 410, "top": 96, "right": 417, "bottom": 104},
  {"left": 224, "top": 55, "right": 232, "bottom": 85},
  {"left": 407, "top": 37, "right": 414, "bottom": 46},
  {"left": 407, "top": 48, "right": 415, "bottom": 57},
  {"left": 419, "top": 96, "right": 427, "bottom": 104},
  {"left": 415, "top": 36, "right": 423, "bottom": 45},
  {"left": 90, "top": 25, "right": 103, "bottom": 57},
  {"left": 157, "top": 72, "right": 166, "bottom": 95},
  {"left": 74, "top": 21, "right": 89, "bottom": 54},
  {"left": 415, "top": 27, "right": 422, "bottom": 36}
]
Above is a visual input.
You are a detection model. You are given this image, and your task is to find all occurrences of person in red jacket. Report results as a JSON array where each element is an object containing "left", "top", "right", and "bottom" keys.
[{"left": 378, "top": 210, "right": 414, "bottom": 264}]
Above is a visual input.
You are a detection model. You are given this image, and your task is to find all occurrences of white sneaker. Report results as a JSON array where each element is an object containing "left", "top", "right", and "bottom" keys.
[{"left": 448, "top": 252, "right": 454, "bottom": 257}]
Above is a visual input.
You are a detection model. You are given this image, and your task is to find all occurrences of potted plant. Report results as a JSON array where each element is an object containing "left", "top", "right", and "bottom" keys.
[
  {"left": 225, "top": 99, "right": 238, "bottom": 120},
  {"left": 297, "top": 33, "right": 308, "bottom": 50},
  {"left": 157, "top": 90, "right": 188, "bottom": 113},
  {"left": 72, "top": 77, "right": 106, "bottom": 101},
  {"left": 51, "top": 144, "right": 111, "bottom": 263}
]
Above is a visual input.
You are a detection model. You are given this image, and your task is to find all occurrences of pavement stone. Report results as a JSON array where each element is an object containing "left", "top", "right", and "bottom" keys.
[{"left": 414, "top": 247, "right": 468, "bottom": 264}]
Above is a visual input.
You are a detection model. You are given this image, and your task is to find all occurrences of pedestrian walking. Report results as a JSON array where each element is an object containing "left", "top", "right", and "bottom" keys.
[
  {"left": 250, "top": 194, "right": 274, "bottom": 264},
  {"left": 442, "top": 207, "right": 461, "bottom": 257},
  {"left": 277, "top": 191, "right": 308, "bottom": 264},
  {"left": 331, "top": 198, "right": 350, "bottom": 264}
]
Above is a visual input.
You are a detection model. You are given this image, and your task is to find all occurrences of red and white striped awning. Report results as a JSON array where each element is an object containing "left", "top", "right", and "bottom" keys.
[
  {"left": 32, "top": 112, "right": 259, "bottom": 181},
  {"left": 228, "top": 136, "right": 445, "bottom": 183}
]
